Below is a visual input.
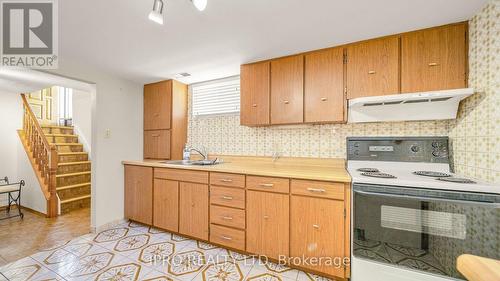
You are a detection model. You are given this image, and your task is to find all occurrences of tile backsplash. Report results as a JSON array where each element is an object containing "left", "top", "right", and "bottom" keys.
[{"left": 188, "top": 0, "right": 499, "bottom": 184}]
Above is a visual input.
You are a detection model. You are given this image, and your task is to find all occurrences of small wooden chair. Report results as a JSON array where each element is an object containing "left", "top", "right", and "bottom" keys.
[{"left": 0, "top": 176, "right": 25, "bottom": 219}]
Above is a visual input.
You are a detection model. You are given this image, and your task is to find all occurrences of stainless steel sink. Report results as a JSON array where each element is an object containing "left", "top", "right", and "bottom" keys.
[{"left": 162, "top": 159, "right": 220, "bottom": 166}]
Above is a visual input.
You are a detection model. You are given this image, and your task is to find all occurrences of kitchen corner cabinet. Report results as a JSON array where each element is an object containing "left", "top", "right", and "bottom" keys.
[
  {"left": 247, "top": 190, "right": 290, "bottom": 259},
  {"left": 401, "top": 23, "right": 467, "bottom": 93},
  {"left": 270, "top": 55, "right": 304, "bottom": 125},
  {"left": 304, "top": 48, "right": 345, "bottom": 123},
  {"left": 346, "top": 36, "right": 400, "bottom": 99},
  {"left": 143, "top": 79, "right": 187, "bottom": 160},
  {"left": 240, "top": 62, "right": 270, "bottom": 126},
  {"left": 124, "top": 165, "right": 153, "bottom": 225}
]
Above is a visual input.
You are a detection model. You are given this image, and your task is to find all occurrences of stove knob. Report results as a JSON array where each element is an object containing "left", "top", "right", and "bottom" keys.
[
  {"left": 432, "top": 141, "right": 440, "bottom": 148},
  {"left": 432, "top": 150, "right": 440, "bottom": 157},
  {"left": 410, "top": 145, "right": 420, "bottom": 153}
]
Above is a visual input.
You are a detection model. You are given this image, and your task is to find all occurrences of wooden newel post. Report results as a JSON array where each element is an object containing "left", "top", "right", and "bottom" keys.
[{"left": 47, "top": 146, "right": 59, "bottom": 217}]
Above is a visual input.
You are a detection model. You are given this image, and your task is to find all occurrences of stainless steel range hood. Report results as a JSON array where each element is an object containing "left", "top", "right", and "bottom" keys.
[{"left": 348, "top": 88, "right": 474, "bottom": 123}]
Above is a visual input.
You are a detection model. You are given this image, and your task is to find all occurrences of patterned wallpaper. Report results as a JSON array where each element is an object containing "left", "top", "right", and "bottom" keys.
[
  {"left": 449, "top": 0, "right": 499, "bottom": 183},
  {"left": 187, "top": 0, "right": 499, "bottom": 183}
]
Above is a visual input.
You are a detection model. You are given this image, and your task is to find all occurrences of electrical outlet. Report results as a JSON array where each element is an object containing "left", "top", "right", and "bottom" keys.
[{"left": 105, "top": 129, "right": 111, "bottom": 138}]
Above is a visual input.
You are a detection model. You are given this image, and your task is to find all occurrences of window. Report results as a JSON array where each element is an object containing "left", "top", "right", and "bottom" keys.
[
  {"left": 191, "top": 76, "right": 240, "bottom": 117},
  {"left": 58, "top": 86, "right": 73, "bottom": 121}
]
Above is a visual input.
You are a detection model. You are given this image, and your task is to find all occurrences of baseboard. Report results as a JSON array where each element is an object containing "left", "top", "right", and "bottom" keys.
[{"left": 0, "top": 205, "right": 45, "bottom": 217}]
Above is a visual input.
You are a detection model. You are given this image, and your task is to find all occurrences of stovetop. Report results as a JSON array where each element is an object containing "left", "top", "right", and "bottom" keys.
[{"left": 347, "top": 161, "right": 499, "bottom": 194}]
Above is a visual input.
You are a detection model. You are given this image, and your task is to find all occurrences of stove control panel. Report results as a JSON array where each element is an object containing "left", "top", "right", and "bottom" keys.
[{"left": 347, "top": 137, "right": 449, "bottom": 163}]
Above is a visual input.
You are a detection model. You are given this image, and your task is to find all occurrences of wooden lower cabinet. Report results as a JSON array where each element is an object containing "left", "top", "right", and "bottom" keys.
[
  {"left": 290, "top": 195, "right": 345, "bottom": 277},
  {"left": 124, "top": 165, "right": 153, "bottom": 225},
  {"left": 246, "top": 190, "right": 289, "bottom": 259},
  {"left": 153, "top": 179, "right": 179, "bottom": 232},
  {"left": 179, "top": 182, "right": 209, "bottom": 240}
]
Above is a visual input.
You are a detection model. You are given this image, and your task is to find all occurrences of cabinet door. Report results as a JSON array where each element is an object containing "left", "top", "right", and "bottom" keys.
[
  {"left": 144, "top": 130, "right": 171, "bottom": 159},
  {"left": 144, "top": 81, "right": 172, "bottom": 130},
  {"left": 179, "top": 182, "right": 209, "bottom": 240},
  {"left": 270, "top": 55, "right": 304, "bottom": 124},
  {"left": 247, "top": 191, "right": 289, "bottom": 259},
  {"left": 241, "top": 62, "right": 270, "bottom": 126},
  {"left": 346, "top": 37, "right": 399, "bottom": 99},
  {"left": 154, "top": 179, "right": 179, "bottom": 232},
  {"left": 291, "top": 196, "right": 345, "bottom": 277},
  {"left": 305, "top": 48, "right": 345, "bottom": 123},
  {"left": 124, "top": 165, "right": 153, "bottom": 224},
  {"left": 401, "top": 24, "right": 467, "bottom": 93}
]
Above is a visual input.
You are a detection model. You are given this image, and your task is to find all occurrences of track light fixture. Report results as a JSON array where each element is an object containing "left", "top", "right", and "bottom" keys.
[
  {"left": 148, "top": 0, "right": 164, "bottom": 25},
  {"left": 191, "top": 0, "right": 207, "bottom": 11},
  {"left": 148, "top": 0, "right": 208, "bottom": 25}
]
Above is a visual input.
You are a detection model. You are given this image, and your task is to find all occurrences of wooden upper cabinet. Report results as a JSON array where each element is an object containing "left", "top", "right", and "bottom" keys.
[
  {"left": 401, "top": 23, "right": 467, "bottom": 93},
  {"left": 305, "top": 48, "right": 345, "bottom": 123},
  {"left": 144, "top": 130, "right": 171, "bottom": 159},
  {"left": 240, "top": 62, "right": 270, "bottom": 126},
  {"left": 270, "top": 55, "right": 304, "bottom": 125},
  {"left": 144, "top": 81, "right": 172, "bottom": 130},
  {"left": 124, "top": 165, "right": 153, "bottom": 225},
  {"left": 346, "top": 37, "right": 400, "bottom": 99}
]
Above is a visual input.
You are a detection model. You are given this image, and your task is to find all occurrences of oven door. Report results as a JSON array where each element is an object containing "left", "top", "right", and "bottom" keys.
[{"left": 353, "top": 183, "right": 500, "bottom": 280}]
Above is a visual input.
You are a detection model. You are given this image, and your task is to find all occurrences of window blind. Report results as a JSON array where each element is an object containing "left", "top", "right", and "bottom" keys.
[{"left": 192, "top": 76, "right": 240, "bottom": 116}]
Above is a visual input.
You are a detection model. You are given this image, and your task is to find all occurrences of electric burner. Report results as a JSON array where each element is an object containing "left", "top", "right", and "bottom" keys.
[
  {"left": 414, "top": 171, "right": 451, "bottom": 177},
  {"left": 361, "top": 172, "right": 396, "bottom": 179},
  {"left": 357, "top": 168, "right": 380, "bottom": 172},
  {"left": 437, "top": 177, "right": 476, "bottom": 184}
]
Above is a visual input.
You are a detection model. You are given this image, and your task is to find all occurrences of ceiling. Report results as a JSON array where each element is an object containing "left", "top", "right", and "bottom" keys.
[{"left": 57, "top": 0, "right": 486, "bottom": 84}]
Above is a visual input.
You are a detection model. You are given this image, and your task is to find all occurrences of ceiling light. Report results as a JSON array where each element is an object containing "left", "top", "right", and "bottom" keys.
[
  {"left": 148, "top": 0, "right": 164, "bottom": 25},
  {"left": 191, "top": 0, "right": 207, "bottom": 11}
]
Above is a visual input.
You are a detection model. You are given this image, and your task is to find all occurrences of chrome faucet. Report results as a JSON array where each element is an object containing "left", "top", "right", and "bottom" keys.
[{"left": 190, "top": 146, "right": 208, "bottom": 160}]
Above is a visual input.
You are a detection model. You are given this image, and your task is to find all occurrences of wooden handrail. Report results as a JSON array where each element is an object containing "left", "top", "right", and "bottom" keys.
[{"left": 20, "top": 93, "right": 58, "bottom": 217}]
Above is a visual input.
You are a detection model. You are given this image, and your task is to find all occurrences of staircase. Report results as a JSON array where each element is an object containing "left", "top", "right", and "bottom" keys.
[
  {"left": 43, "top": 125, "right": 91, "bottom": 214},
  {"left": 18, "top": 93, "right": 91, "bottom": 217}
]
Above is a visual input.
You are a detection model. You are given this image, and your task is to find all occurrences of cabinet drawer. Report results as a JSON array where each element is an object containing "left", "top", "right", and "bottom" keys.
[
  {"left": 291, "top": 180, "right": 344, "bottom": 200},
  {"left": 154, "top": 168, "right": 209, "bottom": 184},
  {"left": 210, "top": 172, "right": 245, "bottom": 188},
  {"left": 247, "top": 176, "right": 289, "bottom": 194},
  {"left": 210, "top": 205, "right": 245, "bottom": 229},
  {"left": 210, "top": 224, "right": 245, "bottom": 251},
  {"left": 210, "top": 186, "right": 245, "bottom": 209}
]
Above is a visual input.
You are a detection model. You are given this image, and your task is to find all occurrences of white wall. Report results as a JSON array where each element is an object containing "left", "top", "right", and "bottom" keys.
[
  {"left": 49, "top": 61, "right": 143, "bottom": 229},
  {"left": 0, "top": 92, "right": 47, "bottom": 213},
  {"left": 72, "top": 89, "right": 92, "bottom": 155}
]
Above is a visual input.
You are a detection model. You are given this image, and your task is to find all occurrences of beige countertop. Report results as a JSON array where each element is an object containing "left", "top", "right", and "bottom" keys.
[
  {"left": 122, "top": 156, "right": 351, "bottom": 183},
  {"left": 457, "top": 254, "right": 500, "bottom": 281}
]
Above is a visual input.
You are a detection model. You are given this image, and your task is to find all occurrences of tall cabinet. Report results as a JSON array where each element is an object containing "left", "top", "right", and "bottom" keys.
[{"left": 143, "top": 80, "right": 188, "bottom": 160}]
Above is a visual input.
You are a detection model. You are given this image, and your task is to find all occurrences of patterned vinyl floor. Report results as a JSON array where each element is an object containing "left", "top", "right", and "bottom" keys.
[{"left": 0, "top": 221, "right": 335, "bottom": 281}]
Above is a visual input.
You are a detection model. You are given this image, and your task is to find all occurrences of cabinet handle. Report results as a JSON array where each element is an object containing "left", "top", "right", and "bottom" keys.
[
  {"left": 221, "top": 236, "right": 233, "bottom": 241},
  {"left": 320, "top": 97, "right": 328, "bottom": 101},
  {"left": 220, "top": 179, "right": 233, "bottom": 183},
  {"left": 221, "top": 196, "right": 233, "bottom": 200},
  {"left": 154, "top": 113, "right": 160, "bottom": 117},
  {"left": 283, "top": 100, "right": 290, "bottom": 104},
  {"left": 252, "top": 104, "right": 257, "bottom": 107},
  {"left": 263, "top": 215, "right": 269, "bottom": 219},
  {"left": 428, "top": 62, "right": 439, "bottom": 66},
  {"left": 222, "top": 216, "right": 233, "bottom": 220},
  {"left": 259, "top": 183, "right": 274, "bottom": 188},
  {"left": 313, "top": 224, "right": 320, "bottom": 229},
  {"left": 307, "top": 188, "right": 326, "bottom": 193},
  {"left": 368, "top": 70, "right": 376, "bottom": 74},
  {"left": 151, "top": 134, "right": 160, "bottom": 137}
]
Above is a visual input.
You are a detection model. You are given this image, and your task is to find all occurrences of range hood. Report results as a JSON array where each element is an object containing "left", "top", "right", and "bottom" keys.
[{"left": 348, "top": 88, "right": 474, "bottom": 123}]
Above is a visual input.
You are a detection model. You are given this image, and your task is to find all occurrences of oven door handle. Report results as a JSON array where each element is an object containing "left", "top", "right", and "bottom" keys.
[{"left": 354, "top": 190, "right": 500, "bottom": 208}]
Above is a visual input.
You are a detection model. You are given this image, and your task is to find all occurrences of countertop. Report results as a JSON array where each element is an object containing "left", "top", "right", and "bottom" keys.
[
  {"left": 122, "top": 156, "right": 351, "bottom": 183},
  {"left": 457, "top": 254, "right": 500, "bottom": 281}
]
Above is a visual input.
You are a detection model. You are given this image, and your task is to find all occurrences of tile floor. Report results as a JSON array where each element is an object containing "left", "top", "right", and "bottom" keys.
[{"left": 0, "top": 221, "right": 335, "bottom": 281}]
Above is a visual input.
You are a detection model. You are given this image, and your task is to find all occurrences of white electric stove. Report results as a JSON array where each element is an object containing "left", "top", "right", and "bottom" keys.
[{"left": 346, "top": 137, "right": 500, "bottom": 281}]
